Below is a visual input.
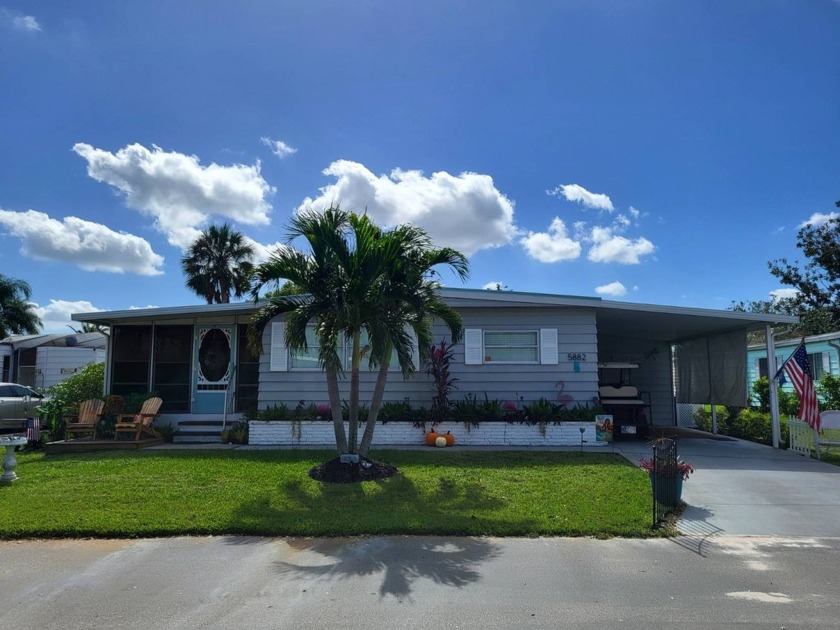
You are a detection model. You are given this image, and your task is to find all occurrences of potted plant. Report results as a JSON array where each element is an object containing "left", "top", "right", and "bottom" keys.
[{"left": 638, "top": 456, "right": 695, "bottom": 506}]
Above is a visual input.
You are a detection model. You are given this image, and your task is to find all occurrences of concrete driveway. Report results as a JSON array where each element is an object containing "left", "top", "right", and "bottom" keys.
[{"left": 615, "top": 436, "right": 840, "bottom": 537}]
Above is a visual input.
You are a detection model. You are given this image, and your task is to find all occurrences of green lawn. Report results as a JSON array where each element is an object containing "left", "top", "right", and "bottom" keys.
[{"left": 0, "top": 449, "right": 656, "bottom": 539}]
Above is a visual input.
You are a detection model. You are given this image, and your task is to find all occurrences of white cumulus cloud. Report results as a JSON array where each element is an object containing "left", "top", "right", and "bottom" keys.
[
  {"left": 245, "top": 238, "right": 294, "bottom": 266},
  {"left": 770, "top": 288, "right": 799, "bottom": 301},
  {"left": 520, "top": 217, "right": 582, "bottom": 263},
  {"left": 297, "top": 160, "right": 516, "bottom": 256},
  {"left": 0, "top": 209, "right": 164, "bottom": 275},
  {"left": 33, "top": 300, "right": 103, "bottom": 333},
  {"left": 73, "top": 142, "right": 275, "bottom": 250},
  {"left": 595, "top": 281, "right": 627, "bottom": 297},
  {"left": 547, "top": 184, "right": 614, "bottom": 212},
  {"left": 260, "top": 136, "right": 297, "bottom": 159},
  {"left": 587, "top": 226, "right": 654, "bottom": 264},
  {"left": 799, "top": 212, "right": 840, "bottom": 228},
  {"left": 1, "top": 9, "right": 41, "bottom": 32},
  {"left": 482, "top": 281, "right": 509, "bottom": 291}
]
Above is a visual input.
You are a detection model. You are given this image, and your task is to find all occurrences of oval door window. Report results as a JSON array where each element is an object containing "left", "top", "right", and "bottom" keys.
[{"left": 199, "top": 328, "right": 230, "bottom": 383}]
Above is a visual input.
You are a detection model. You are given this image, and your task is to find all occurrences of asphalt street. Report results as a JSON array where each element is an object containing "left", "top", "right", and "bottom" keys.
[{"left": 1, "top": 535, "right": 838, "bottom": 629}]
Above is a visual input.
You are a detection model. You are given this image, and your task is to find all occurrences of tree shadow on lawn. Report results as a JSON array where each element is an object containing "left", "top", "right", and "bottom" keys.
[{"left": 231, "top": 472, "right": 527, "bottom": 537}]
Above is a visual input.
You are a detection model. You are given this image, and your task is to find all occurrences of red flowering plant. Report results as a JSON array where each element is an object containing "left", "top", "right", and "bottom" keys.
[{"left": 638, "top": 457, "right": 695, "bottom": 481}]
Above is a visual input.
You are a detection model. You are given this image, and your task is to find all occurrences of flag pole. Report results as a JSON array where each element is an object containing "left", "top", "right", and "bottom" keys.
[{"left": 766, "top": 324, "right": 781, "bottom": 449}]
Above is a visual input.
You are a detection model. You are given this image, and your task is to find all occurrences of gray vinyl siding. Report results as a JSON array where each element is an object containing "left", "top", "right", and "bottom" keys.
[
  {"left": 598, "top": 335, "right": 675, "bottom": 426},
  {"left": 257, "top": 307, "right": 599, "bottom": 410},
  {"left": 449, "top": 308, "right": 598, "bottom": 407}
]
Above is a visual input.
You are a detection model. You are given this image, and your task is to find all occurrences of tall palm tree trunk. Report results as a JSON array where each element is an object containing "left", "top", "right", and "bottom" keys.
[
  {"left": 347, "top": 330, "right": 361, "bottom": 454},
  {"left": 359, "top": 356, "right": 390, "bottom": 458},
  {"left": 326, "top": 368, "right": 348, "bottom": 453}
]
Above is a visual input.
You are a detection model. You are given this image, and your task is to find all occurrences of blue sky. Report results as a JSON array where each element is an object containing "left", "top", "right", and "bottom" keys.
[{"left": 1, "top": 1, "right": 838, "bottom": 332}]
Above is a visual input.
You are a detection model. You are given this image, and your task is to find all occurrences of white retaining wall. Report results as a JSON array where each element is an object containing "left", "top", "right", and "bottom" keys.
[{"left": 249, "top": 421, "right": 606, "bottom": 447}]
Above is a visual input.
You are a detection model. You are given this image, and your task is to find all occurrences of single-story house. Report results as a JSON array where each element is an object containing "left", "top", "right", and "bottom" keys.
[
  {"left": 72, "top": 288, "right": 798, "bottom": 444},
  {"left": 1, "top": 332, "right": 107, "bottom": 390},
  {"left": 747, "top": 331, "right": 840, "bottom": 400}
]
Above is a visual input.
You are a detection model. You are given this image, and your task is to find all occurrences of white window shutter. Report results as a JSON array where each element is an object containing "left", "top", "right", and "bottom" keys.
[
  {"left": 823, "top": 352, "right": 830, "bottom": 374},
  {"left": 540, "top": 328, "right": 559, "bottom": 365},
  {"left": 464, "top": 329, "right": 483, "bottom": 365},
  {"left": 270, "top": 322, "right": 288, "bottom": 372}
]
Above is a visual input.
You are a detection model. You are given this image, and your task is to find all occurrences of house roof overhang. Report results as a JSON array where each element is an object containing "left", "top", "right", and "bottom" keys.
[
  {"left": 1, "top": 332, "right": 107, "bottom": 350},
  {"left": 72, "top": 288, "right": 799, "bottom": 344}
]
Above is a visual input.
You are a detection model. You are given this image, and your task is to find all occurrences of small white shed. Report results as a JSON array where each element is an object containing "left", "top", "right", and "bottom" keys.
[{"left": 1, "top": 333, "right": 107, "bottom": 389}]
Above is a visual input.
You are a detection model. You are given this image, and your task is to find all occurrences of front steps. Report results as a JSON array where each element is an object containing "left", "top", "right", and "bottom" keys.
[{"left": 173, "top": 419, "right": 226, "bottom": 444}]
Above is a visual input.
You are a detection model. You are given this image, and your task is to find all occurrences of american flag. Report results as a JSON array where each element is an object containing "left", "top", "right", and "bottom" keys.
[{"left": 783, "top": 343, "right": 821, "bottom": 431}]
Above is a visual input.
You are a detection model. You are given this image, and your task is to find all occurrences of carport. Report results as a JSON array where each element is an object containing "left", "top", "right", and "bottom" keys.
[{"left": 591, "top": 300, "right": 799, "bottom": 447}]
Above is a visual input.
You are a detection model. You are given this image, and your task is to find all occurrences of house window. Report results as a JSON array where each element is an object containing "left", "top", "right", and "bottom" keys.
[
  {"left": 345, "top": 330, "right": 417, "bottom": 372},
  {"left": 483, "top": 331, "right": 539, "bottom": 364},
  {"left": 759, "top": 352, "right": 825, "bottom": 380},
  {"left": 757, "top": 356, "right": 782, "bottom": 379},
  {"left": 290, "top": 327, "right": 323, "bottom": 370}
]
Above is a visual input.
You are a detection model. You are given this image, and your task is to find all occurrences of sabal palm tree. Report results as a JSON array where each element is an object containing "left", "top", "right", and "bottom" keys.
[
  {"left": 248, "top": 207, "right": 468, "bottom": 459},
  {"left": 0, "top": 274, "right": 41, "bottom": 339},
  {"left": 181, "top": 223, "right": 255, "bottom": 304}
]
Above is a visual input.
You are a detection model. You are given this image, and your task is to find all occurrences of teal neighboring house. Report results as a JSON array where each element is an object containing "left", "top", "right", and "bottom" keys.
[{"left": 747, "top": 332, "right": 840, "bottom": 400}]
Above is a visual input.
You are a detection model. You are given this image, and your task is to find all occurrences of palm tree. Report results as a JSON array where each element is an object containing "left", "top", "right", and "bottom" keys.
[
  {"left": 181, "top": 223, "right": 255, "bottom": 304},
  {"left": 248, "top": 207, "right": 468, "bottom": 460},
  {"left": 67, "top": 323, "right": 110, "bottom": 336},
  {"left": 0, "top": 274, "right": 41, "bottom": 339}
]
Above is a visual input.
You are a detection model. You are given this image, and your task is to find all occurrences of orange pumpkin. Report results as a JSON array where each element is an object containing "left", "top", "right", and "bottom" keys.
[
  {"left": 425, "top": 430, "right": 439, "bottom": 446},
  {"left": 444, "top": 431, "right": 455, "bottom": 446}
]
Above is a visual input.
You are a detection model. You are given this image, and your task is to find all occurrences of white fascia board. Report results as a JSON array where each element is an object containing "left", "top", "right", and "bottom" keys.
[
  {"left": 72, "top": 301, "right": 261, "bottom": 324},
  {"left": 596, "top": 299, "right": 800, "bottom": 325},
  {"left": 440, "top": 287, "right": 601, "bottom": 308}
]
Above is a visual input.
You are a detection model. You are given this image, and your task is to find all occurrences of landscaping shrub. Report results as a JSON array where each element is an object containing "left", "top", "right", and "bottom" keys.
[
  {"left": 692, "top": 405, "right": 730, "bottom": 432},
  {"left": 246, "top": 395, "right": 602, "bottom": 429},
  {"left": 728, "top": 409, "right": 789, "bottom": 446},
  {"left": 751, "top": 376, "right": 800, "bottom": 416},
  {"left": 426, "top": 340, "right": 457, "bottom": 421},
  {"left": 696, "top": 408, "right": 790, "bottom": 447},
  {"left": 818, "top": 373, "right": 840, "bottom": 410},
  {"left": 37, "top": 362, "right": 105, "bottom": 440}
]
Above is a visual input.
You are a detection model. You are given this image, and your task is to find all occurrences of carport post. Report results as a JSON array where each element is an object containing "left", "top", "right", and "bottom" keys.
[
  {"left": 710, "top": 403, "right": 718, "bottom": 434},
  {"left": 767, "top": 325, "right": 781, "bottom": 449}
]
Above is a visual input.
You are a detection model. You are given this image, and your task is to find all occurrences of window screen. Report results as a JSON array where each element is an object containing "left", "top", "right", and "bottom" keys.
[{"left": 483, "top": 331, "right": 539, "bottom": 363}]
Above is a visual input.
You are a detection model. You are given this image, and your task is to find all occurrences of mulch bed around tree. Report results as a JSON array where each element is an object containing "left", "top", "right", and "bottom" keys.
[{"left": 309, "top": 457, "right": 398, "bottom": 483}]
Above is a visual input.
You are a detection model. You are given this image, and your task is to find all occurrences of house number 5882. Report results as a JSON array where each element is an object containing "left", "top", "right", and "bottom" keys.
[{"left": 567, "top": 353, "right": 586, "bottom": 361}]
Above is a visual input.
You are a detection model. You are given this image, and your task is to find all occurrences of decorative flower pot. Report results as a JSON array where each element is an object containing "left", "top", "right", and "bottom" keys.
[{"left": 649, "top": 473, "right": 683, "bottom": 506}]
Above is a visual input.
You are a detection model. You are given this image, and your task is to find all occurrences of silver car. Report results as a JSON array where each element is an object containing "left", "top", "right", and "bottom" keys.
[{"left": 0, "top": 383, "right": 45, "bottom": 433}]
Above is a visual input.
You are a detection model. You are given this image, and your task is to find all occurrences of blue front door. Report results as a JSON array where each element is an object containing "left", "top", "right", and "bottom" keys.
[{"left": 192, "top": 326, "right": 234, "bottom": 414}]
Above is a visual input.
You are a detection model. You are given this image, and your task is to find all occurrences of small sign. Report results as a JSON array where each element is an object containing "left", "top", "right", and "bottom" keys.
[
  {"left": 61, "top": 368, "right": 78, "bottom": 374},
  {"left": 620, "top": 425, "right": 637, "bottom": 435},
  {"left": 339, "top": 454, "right": 360, "bottom": 464},
  {"left": 595, "top": 415, "right": 613, "bottom": 443}
]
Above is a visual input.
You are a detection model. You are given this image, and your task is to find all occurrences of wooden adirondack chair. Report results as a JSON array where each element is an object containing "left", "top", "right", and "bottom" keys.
[
  {"left": 113, "top": 397, "right": 163, "bottom": 441},
  {"left": 64, "top": 398, "right": 105, "bottom": 440}
]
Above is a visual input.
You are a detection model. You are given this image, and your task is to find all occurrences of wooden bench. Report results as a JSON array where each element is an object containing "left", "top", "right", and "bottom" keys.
[{"left": 789, "top": 410, "right": 840, "bottom": 459}]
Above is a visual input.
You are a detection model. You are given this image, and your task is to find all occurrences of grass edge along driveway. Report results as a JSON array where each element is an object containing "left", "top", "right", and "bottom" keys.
[{"left": 0, "top": 449, "right": 659, "bottom": 539}]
